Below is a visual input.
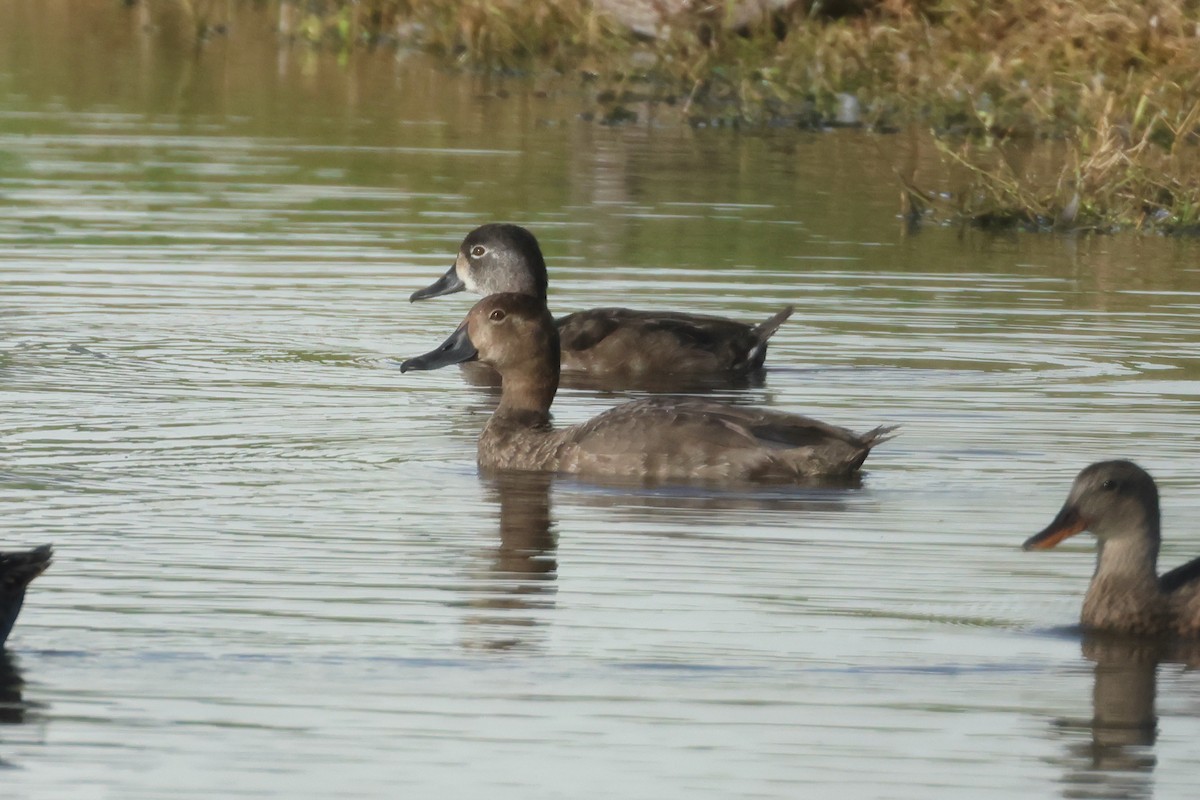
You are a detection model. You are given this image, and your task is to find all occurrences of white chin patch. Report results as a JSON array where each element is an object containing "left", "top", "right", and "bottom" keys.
[{"left": 461, "top": 270, "right": 481, "bottom": 293}]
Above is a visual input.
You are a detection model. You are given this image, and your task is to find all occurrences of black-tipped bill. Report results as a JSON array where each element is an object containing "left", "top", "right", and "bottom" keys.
[
  {"left": 399, "top": 325, "right": 478, "bottom": 373},
  {"left": 1022, "top": 505, "right": 1088, "bottom": 551},
  {"left": 410, "top": 265, "right": 466, "bottom": 302}
]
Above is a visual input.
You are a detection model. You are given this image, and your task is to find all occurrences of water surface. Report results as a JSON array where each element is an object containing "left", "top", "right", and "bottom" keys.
[{"left": 3, "top": 4, "right": 1200, "bottom": 798}]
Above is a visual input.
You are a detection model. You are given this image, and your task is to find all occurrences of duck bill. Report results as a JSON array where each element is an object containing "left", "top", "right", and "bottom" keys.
[
  {"left": 400, "top": 324, "right": 478, "bottom": 372},
  {"left": 1023, "top": 505, "right": 1088, "bottom": 551},
  {"left": 410, "top": 265, "right": 466, "bottom": 302}
]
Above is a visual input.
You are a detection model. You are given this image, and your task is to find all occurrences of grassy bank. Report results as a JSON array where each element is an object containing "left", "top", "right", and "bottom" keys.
[{"left": 159, "top": 0, "right": 1200, "bottom": 233}]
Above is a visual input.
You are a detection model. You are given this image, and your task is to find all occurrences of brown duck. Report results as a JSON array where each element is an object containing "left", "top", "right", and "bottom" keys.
[
  {"left": 410, "top": 224, "right": 793, "bottom": 378},
  {"left": 1024, "top": 460, "right": 1200, "bottom": 637},
  {"left": 401, "top": 293, "right": 893, "bottom": 483}
]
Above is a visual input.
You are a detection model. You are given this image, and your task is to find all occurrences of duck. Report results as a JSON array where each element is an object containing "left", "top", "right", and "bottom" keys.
[
  {"left": 401, "top": 293, "right": 893, "bottom": 483},
  {"left": 410, "top": 223, "right": 794, "bottom": 379},
  {"left": 1023, "top": 460, "right": 1200, "bottom": 637},
  {"left": 1, "top": 545, "right": 52, "bottom": 647}
]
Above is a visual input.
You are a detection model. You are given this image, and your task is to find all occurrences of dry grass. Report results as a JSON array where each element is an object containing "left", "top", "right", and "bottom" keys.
[
  {"left": 909, "top": 93, "right": 1200, "bottom": 232},
  {"left": 170, "top": 0, "right": 1200, "bottom": 232}
]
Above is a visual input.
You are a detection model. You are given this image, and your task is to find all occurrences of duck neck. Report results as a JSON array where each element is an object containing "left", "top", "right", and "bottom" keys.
[
  {"left": 1082, "top": 518, "right": 1164, "bottom": 632},
  {"left": 1090, "top": 535, "right": 1161, "bottom": 592},
  {"left": 1092, "top": 505, "right": 1162, "bottom": 584},
  {"left": 495, "top": 359, "right": 558, "bottom": 428}
]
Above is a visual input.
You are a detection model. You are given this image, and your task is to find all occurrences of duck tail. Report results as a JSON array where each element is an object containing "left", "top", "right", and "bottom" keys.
[
  {"left": 844, "top": 425, "right": 899, "bottom": 472},
  {"left": 743, "top": 305, "right": 794, "bottom": 369},
  {"left": 1, "top": 545, "right": 52, "bottom": 645},
  {"left": 862, "top": 425, "right": 900, "bottom": 447},
  {"left": 1, "top": 545, "right": 53, "bottom": 589},
  {"left": 752, "top": 305, "right": 794, "bottom": 343}
]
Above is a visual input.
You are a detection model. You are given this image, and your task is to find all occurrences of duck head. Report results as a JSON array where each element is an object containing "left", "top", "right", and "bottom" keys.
[
  {"left": 401, "top": 293, "right": 560, "bottom": 376},
  {"left": 1023, "top": 460, "right": 1161, "bottom": 551},
  {"left": 410, "top": 224, "right": 548, "bottom": 302}
]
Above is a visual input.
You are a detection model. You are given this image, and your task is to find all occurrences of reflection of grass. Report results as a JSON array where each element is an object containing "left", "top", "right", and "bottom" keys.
[
  {"left": 0, "top": 150, "right": 28, "bottom": 176},
  {"left": 165, "top": 1, "right": 1200, "bottom": 232}
]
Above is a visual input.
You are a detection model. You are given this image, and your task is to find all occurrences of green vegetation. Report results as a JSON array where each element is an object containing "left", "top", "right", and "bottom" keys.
[{"left": 168, "top": 0, "right": 1200, "bottom": 232}]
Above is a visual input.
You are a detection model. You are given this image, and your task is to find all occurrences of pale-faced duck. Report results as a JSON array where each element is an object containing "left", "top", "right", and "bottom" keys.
[
  {"left": 401, "top": 293, "right": 893, "bottom": 483},
  {"left": 0, "top": 545, "right": 52, "bottom": 647},
  {"left": 410, "top": 224, "right": 793, "bottom": 379},
  {"left": 1024, "top": 461, "right": 1200, "bottom": 637}
]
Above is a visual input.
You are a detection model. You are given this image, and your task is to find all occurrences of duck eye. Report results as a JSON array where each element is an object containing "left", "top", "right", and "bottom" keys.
[
  {"left": 489, "top": 309, "right": 506, "bottom": 322},
  {"left": 1101, "top": 479, "right": 1118, "bottom": 491},
  {"left": 470, "top": 245, "right": 487, "bottom": 258}
]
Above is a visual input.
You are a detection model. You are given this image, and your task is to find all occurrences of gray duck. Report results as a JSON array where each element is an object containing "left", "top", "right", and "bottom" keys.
[
  {"left": 1024, "top": 460, "right": 1200, "bottom": 637},
  {"left": 410, "top": 224, "right": 793, "bottom": 379}
]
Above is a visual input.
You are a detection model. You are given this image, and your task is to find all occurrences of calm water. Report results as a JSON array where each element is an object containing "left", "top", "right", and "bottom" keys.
[{"left": 4, "top": 3, "right": 1200, "bottom": 798}]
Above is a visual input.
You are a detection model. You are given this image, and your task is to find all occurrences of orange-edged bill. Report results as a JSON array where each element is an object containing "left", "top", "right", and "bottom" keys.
[{"left": 1023, "top": 506, "right": 1088, "bottom": 551}]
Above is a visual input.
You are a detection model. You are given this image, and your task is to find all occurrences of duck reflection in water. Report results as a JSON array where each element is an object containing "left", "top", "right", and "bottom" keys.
[
  {"left": 0, "top": 651, "right": 51, "bottom": 768},
  {"left": 1048, "top": 634, "right": 1200, "bottom": 799},
  {"left": 460, "top": 471, "right": 558, "bottom": 652},
  {"left": 0, "top": 650, "right": 29, "bottom": 728}
]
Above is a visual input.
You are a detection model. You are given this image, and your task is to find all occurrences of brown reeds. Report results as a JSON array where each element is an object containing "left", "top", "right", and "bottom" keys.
[{"left": 185, "top": 1, "right": 1200, "bottom": 232}]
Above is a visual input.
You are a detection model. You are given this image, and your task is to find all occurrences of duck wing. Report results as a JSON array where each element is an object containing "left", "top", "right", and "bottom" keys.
[
  {"left": 1160, "top": 554, "right": 1200, "bottom": 594},
  {"left": 556, "top": 306, "right": 793, "bottom": 375},
  {"left": 557, "top": 397, "right": 892, "bottom": 481}
]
